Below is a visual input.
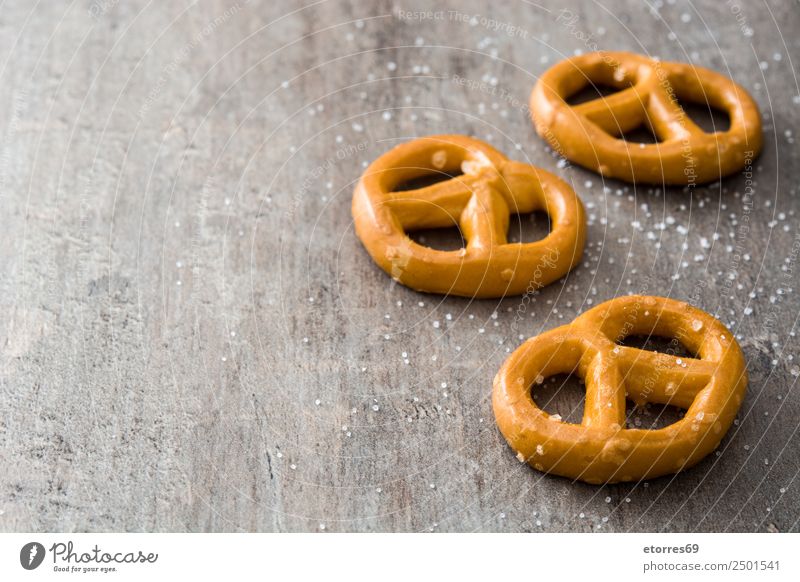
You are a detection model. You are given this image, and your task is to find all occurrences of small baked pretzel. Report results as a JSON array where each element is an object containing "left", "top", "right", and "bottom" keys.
[
  {"left": 493, "top": 295, "right": 747, "bottom": 484},
  {"left": 530, "top": 51, "right": 762, "bottom": 185},
  {"left": 352, "top": 135, "right": 586, "bottom": 298}
]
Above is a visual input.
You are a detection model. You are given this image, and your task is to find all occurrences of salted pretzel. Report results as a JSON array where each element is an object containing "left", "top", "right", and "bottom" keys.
[
  {"left": 493, "top": 295, "right": 747, "bottom": 484},
  {"left": 530, "top": 51, "right": 762, "bottom": 185},
  {"left": 352, "top": 135, "right": 586, "bottom": 298}
]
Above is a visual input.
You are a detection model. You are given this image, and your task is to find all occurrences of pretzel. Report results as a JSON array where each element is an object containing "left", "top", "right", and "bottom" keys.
[
  {"left": 530, "top": 51, "right": 762, "bottom": 185},
  {"left": 492, "top": 295, "right": 747, "bottom": 484},
  {"left": 352, "top": 135, "right": 586, "bottom": 298}
]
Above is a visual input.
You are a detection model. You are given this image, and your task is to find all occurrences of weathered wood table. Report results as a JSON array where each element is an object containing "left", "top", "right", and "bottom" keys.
[{"left": 1, "top": 0, "right": 798, "bottom": 532}]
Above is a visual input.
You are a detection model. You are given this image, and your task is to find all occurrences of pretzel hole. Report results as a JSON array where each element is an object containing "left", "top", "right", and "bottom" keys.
[
  {"left": 616, "top": 334, "right": 696, "bottom": 359},
  {"left": 408, "top": 225, "right": 465, "bottom": 251},
  {"left": 626, "top": 400, "right": 685, "bottom": 430},
  {"left": 393, "top": 169, "right": 464, "bottom": 192},
  {"left": 565, "top": 81, "right": 632, "bottom": 107},
  {"left": 619, "top": 123, "right": 660, "bottom": 144},
  {"left": 531, "top": 373, "right": 585, "bottom": 424},
  {"left": 675, "top": 96, "right": 731, "bottom": 133},
  {"left": 507, "top": 211, "right": 551, "bottom": 243}
]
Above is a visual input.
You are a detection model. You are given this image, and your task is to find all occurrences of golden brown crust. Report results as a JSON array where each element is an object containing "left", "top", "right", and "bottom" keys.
[
  {"left": 492, "top": 295, "right": 747, "bottom": 484},
  {"left": 530, "top": 51, "right": 762, "bottom": 185},
  {"left": 352, "top": 135, "right": 587, "bottom": 298}
]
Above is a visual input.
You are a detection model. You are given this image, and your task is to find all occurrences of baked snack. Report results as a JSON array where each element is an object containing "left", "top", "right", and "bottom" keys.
[
  {"left": 530, "top": 51, "right": 762, "bottom": 184},
  {"left": 492, "top": 295, "right": 747, "bottom": 483},
  {"left": 352, "top": 135, "right": 586, "bottom": 298}
]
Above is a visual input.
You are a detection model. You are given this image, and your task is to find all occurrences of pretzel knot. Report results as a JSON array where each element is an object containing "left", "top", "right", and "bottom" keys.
[
  {"left": 352, "top": 135, "right": 586, "bottom": 298},
  {"left": 492, "top": 296, "right": 747, "bottom": 484},
  {"left": 531, "top": 51, "right": 762, "bottom": 185}
]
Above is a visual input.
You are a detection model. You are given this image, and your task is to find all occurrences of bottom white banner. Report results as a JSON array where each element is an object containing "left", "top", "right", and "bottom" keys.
[{"left": 0, "top": 533, "right": 796, "bottom": 581}]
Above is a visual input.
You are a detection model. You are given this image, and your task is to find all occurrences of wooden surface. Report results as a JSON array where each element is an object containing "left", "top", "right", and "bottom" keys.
[{"left": 1, "top": 0, "right": 799, "bottom": 533}]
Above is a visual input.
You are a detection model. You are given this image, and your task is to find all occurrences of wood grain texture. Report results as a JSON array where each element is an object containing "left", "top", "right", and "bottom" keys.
[{"left": 1, "top": 0, "right": 798, "bottom": 532}]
